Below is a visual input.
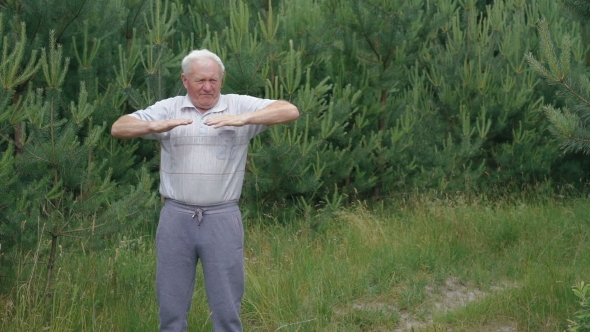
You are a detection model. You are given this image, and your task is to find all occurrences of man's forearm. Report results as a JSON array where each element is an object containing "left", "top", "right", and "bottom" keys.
[
  {"left": 243, "top": 100, "right": 300, "bottom": 125},
  {"left": 111, "top": 115, "right": 154, "bottom": 139},
  {"left": 204, "top": 100, "right": 299, "bottom": 128},
  {"left": 111, "top": 115, "right": 194, "bottom": 139}
]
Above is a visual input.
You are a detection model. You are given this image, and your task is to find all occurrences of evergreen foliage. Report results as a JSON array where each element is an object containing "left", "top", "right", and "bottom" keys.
[
  {"left": 526, "top": 0, "right": 590, "bottom": 158},
  {"left": 561, "top": 0, "right": 590, "bottom": 20},
  {"left": 0, "top": 1, "right": 157, "bottom": 294},
  {"left": 1, "top": 0, "right": 589, "bottom": 293},
  {"left": 526, "top": 15, "right": 590, "bottom": 155}
]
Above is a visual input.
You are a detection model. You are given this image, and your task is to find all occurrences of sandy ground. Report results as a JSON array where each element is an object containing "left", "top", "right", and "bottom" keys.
[{"left": 342, "top": 276, "right": 518, "bottom": 332}]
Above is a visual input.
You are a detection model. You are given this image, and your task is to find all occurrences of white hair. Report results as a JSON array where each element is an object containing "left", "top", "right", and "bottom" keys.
[{"left": 181, "top": 49, "right": 225, "bottom": 74}]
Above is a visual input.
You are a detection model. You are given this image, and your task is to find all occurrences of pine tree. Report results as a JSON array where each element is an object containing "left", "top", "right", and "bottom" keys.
[
  {"left": 1, "top": 0, "right": 590, "bottom": 267},
  {"left": 414, "top": 0, "right": 554, "bottom": 192},
  {"left": 325, "top": 0, "right": 437, "bottom": 198},
  {"left": 0, "top": 12, "right": 41, "bottom": 280},
  {"left": 560, "top": 0, "right": 590, "bottom": 66},
  {"left": 526, "top": 4, "right": 590, "bottom": 155},
  {"left": 0, "top": 0, "right": 160, "bottom": 297}
]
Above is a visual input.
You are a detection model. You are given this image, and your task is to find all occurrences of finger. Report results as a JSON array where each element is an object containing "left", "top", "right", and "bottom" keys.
[
  {"left": 204, "top": 120, "right": 224, "bottom": 127},
  {"left": 203, "top": 117, "right": 221, "bottom": 125},
  {"left": 174, "top": 119, "right": 193, "bottom": 126},
  {"left": 163, "top": 119, "right": 192, "bottom": 131},
  {"left": 209, "top": 122, "right": 225, "bottom": 129}
]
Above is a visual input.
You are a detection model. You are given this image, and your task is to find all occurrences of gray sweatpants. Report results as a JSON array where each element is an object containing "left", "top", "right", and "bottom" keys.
[{"left": 156, "top": 199, "right": 244, "bottom": 332}]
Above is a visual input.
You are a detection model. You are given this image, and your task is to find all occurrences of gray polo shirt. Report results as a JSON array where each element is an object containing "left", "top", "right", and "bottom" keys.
[{"left": 129, "top": 94, "right": 275, "bottom": 206}]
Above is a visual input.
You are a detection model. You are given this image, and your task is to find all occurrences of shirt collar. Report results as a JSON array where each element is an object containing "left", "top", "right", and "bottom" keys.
[{"left": 181, "top": 94, "right": 228, "bottom": 114}]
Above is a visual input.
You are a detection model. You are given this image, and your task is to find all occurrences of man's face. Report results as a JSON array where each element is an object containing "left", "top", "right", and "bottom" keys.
[{"left": 181, "top": 58, "right": 224, "bottom": 112}]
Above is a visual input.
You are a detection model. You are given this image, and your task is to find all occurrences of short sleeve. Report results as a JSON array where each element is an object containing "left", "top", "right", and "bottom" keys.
[
  {"left": 230, "top": 95, "right": 276, "bottom": 138},
  {"left": 128, "top": 99, "right": 175, "bottom": 140}
]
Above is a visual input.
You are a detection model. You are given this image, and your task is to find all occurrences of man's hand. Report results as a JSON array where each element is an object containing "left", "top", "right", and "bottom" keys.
[
  {"left": 204, "top": 114, "right": 246, "bottom": 128},
  {"left": 111, "top": 115, "right": 193, "bottom": 138},
  {"left": 204, "top": 100, "right": 299, "bottom": 128},
  {"left": 150, "top": 118, "right": 194, "bottom": 133}
]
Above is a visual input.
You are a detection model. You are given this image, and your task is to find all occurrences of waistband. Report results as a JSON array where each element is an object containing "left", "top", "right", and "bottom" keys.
[
  {"left": 164, "top": 199, "right": 239, "bottom": 226},
  {"left": 164, "top": 198, "right": 239, "bottom": 215}
]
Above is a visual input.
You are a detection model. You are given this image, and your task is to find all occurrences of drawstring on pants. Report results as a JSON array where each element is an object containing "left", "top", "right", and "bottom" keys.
[{"left": 192, "top": 208, "right": 205, "bottom": 226}]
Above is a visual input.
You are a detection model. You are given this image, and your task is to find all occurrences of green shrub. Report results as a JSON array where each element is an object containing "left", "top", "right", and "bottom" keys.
[{"left": 567, "top": 282, "right": 590, "bottom": 332}]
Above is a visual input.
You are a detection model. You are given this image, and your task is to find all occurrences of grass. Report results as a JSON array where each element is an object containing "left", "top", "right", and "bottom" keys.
[{"left": 1, "top": 195, "right": 590, "bottom": 331}]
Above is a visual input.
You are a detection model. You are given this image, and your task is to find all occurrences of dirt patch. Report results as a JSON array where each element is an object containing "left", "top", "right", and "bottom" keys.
[
  {"left": 338, "top": 276, "right": 518, "bottom": 331},
  {"left": 0, "top": 295, "right": 14, "bottom": 326}
]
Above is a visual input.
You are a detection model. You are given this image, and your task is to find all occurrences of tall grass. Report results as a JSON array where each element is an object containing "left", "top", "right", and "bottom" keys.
[{"left": 1, "top": 195, "right": 589, "bottom": 331}]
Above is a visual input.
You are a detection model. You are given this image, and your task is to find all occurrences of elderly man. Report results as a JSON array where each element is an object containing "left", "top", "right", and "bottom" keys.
[{"left": 111, "top": 49, "right": 299, "bottom": 332}]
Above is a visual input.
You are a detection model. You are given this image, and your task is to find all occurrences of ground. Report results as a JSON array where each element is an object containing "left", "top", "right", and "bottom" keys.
[{"left": 340, "top": 276, "right": 518, "bottom": 332}]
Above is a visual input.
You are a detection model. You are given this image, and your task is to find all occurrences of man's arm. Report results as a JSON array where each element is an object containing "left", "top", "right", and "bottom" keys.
[
  {"left": 203, "top": 100, "right": 299, "bottom": 128},
  {"left": 111, "top": 115, "right": 193, "bottom": 139}
]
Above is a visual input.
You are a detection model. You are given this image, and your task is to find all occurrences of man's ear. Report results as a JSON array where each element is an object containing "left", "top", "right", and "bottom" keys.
[{"left": 181, "top": 73, "right": 188, "bottom": 87}]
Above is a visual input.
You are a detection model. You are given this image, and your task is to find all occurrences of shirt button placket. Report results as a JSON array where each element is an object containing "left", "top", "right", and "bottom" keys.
[{"left": 199, "top": 116, "right": 207, "bottom": 135}]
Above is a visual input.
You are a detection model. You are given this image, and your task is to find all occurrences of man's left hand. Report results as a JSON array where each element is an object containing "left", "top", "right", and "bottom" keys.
[{"left": 204, "top": 114, "right": 246, "bottom": 128}]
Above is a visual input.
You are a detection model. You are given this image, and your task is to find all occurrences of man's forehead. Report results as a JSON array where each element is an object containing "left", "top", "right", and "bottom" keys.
[{"left": 191, "top": 59, "right": 223, "bottom": 74}]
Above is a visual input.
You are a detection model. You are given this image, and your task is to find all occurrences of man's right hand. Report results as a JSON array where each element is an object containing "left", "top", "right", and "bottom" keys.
[
  {"left": 111, "top": 115, "right": 193, "bottom": 139},
  {"left": 150, "top": 118, "right": 194, "bottom": 133}
]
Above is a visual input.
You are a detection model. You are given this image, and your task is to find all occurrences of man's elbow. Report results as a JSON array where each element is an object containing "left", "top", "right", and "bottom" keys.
[
  {"left": 110, "top": 127, "right": 121, "bottom": 138},
  {"left": 110, "top": 115, "right": 138, "bottom": 139},
  {"left": 110, "top": 121, "right": 133, "bottom": 139},
  {"left": 288, "top": 105, "right": 300, "bottom": 122},
  {"left": 110, "top": 122, "right": 124, "bottom": 138}
]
